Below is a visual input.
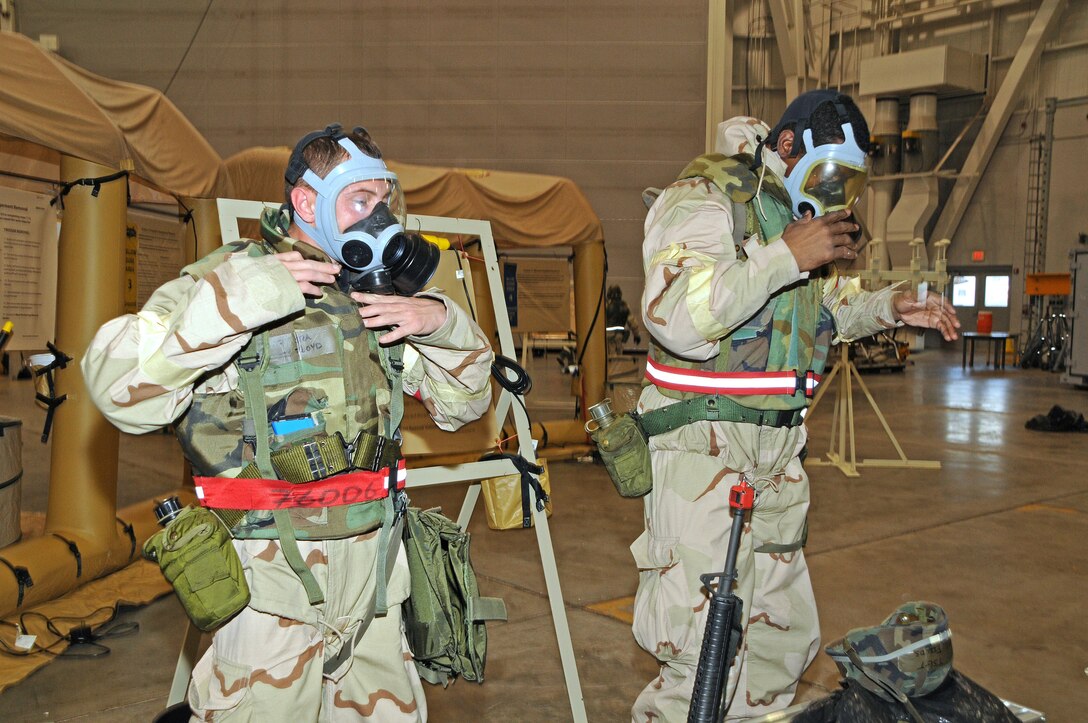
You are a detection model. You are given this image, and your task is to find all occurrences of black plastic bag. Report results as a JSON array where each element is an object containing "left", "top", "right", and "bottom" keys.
[{"left": 793, "top": 669, "right": 1020, "bottom": 722}]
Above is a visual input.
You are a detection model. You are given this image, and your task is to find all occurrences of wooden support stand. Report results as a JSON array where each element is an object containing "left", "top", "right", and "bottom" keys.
[{"left": 806, "top": 343, "right": 940, "bottom": 478}]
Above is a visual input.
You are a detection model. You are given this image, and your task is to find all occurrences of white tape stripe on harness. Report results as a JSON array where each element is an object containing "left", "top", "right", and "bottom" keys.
[
  {"left": 645, "top": 358, "right": 820, "bottom": 395},
  {"left": 828, "top": 629, "right": 952, "bottom": 665},
  {"left": 386, "top": 466, "right": 408, "bottom": 490}
]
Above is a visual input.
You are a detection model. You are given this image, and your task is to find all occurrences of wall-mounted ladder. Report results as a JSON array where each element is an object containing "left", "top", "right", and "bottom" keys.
[{"left": 1019, "top": 96, "right": 1057, "bottom": 357}]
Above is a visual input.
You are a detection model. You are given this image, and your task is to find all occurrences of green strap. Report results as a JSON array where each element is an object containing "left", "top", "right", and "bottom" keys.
[
  {"left": 383, "top": 343, "right": 405, "bottom": 437},
  {"left": 371, "top": 342, "right": 406, "bottom": 616},
  {"left": 755, "top": 517, "right": 808, "bottom": 554},
  {"left": 236, "top": 333, "right": 324, "bottom": 605},
  {"left": 473, "top": 597, "right": 508, "bottom": 622},
  {"left": 754, "top": 540, "right": 803, "bottom": 554},
  {"left": 417, "top": 664, "right": 449, "bottom": 687},
  {"left": 351, "top": 432, "right": 402, "bottom": 472},
  {"left": 732, "top": 200, "right": 746, "bottom": 249},
  {"left": 236, "top": 335, "right": 275, "bottom": 479},
  {"left": 232, "top": 431, "right": 402, "bottom": 482},
  {"left": 374, "top": 493, "right": 406, "bottom": 616},
  {"left": 268, "top": 435, "right": 350, "bottom": 483},
  {"left": 273, "top": 509, "right": 324, "bottom": 605},
  {"left": 638, "top": 395, "right": 805, "bottom": 437}
]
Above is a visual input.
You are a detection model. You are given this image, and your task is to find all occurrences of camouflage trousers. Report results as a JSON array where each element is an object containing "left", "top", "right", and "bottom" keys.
[
  {"left": 630, "top": 416, "right": 820, "bottom": 722},
  {"left": 189, "top": 531, "right": 426, "bottom": 722}
]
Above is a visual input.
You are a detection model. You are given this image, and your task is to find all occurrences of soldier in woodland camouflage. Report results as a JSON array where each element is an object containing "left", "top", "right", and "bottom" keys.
[
  {"left": 83, "top": 126, "right": 492, "bottom": 721},
  {"left": 632, "top": 92, "right": 960, "bottom": 721}
]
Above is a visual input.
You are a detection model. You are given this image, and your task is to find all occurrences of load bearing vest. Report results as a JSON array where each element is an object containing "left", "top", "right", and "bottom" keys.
[{"left": 646, "top": 152, "right": 835, "bottom": 414}]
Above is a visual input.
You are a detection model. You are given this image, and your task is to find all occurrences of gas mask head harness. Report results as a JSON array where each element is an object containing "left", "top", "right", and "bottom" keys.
[
  {"left": 285, "top": 124, "right": 439, "bottom": 295},
  {"left": 762, "top": 90, "right": 870, "bottom": 218}
]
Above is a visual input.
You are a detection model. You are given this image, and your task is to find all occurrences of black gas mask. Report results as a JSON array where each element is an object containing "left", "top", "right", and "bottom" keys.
[{"left": 336, "top": 203, "right": 440, "bottom": 295}]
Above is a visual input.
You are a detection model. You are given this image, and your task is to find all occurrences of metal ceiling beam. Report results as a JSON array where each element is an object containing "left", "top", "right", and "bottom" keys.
[
  {"left": 767, "top": 0, "right": 812, "bottom": 101},
  {"left": 706, "top": 0, "right": 735, "bottom": 152},
  {"left": 931, "top": 0, "right": 1068, "bottom": 244}
]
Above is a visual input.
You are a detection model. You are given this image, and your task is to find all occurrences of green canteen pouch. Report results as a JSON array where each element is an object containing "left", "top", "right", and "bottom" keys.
[
  {"left": 590, "top": 413, "right": 653, "bottom": 498},
  {"left": 143, "top": 505, "right": 250, "bottom": 632}
]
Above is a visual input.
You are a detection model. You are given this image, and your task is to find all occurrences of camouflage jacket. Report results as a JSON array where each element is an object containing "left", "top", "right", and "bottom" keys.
[
  {"left": 642, "top": 116, "right": 899, "bottom": 388},
  {"left": 82, "top": 216, "right": 493, "bottom": 475},
  {"left": 638, "top": 116, "right": 901, "bottom": 472}
]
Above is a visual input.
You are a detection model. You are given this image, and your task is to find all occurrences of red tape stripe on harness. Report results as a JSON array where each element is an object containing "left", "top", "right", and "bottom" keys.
[
  {"left": 645, "top": 358, "right": 820, "bottom": 396},
  {"left": 194, "top": 461, "right": 407, "bottom": 510}
]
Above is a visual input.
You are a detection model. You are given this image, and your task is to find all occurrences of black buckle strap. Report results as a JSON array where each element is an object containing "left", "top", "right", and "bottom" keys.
[
  {"left": 52, "top": 534, "right": 83, "bottom": 578},
  {"left": 481, "top": 453, "right": 547, "bottom": 528},
  {"left": 796, "top": 370, "right": 818, "bottom": 399},
  {"left": 34, "top": 342, "right": 72, "bottom": 443},
  {"left": 0, "top": 557, "right": 33, "bottom": 607},
  {"left": 0, "top": 471, "right": 22, "bottom": 492},
  {"left": 754, "top": 407, "right": 805, "bottom": 427},
  {"left": 50, "top": 170, "right": 130, "bottom": 209},
  {"left": 117, "top": 518, "right": 137, "bottom": 560}
]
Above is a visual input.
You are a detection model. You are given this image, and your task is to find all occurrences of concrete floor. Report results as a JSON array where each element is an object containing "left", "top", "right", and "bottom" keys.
[{"left": 0, "top": 345, "right": 1085, "bottom": 721}]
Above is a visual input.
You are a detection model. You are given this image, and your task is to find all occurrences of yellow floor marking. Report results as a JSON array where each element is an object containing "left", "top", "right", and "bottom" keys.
[
  {"left": 1016, "top": 503, "right": 1082, "bottom": 515},
  {"left": 586, "top": 595, "right": 635, "bottom": 624}
]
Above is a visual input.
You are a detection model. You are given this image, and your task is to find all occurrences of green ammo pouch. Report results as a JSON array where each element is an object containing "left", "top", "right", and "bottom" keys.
[
  {"left": 588, "top": 411, "right": 653, "bottom": 498},
  {"left": 143, "top": 505, "right": 250, "bottom": 632},
  {"left": 402, "top": 507, "right": 507, "bottom": 687}
]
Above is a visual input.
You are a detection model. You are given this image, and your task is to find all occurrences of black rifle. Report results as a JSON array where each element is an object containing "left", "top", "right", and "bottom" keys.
[{"left": 687, "top": 479, "right": 755, "bottom": 723}]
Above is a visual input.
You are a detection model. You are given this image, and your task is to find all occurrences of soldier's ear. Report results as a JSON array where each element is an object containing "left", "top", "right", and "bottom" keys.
[
  {"left": 776, "top": 129, "right": 794, "bottom": 161},
  {"left": 290, "top": 186, "right": 317, "bottom": 224}
]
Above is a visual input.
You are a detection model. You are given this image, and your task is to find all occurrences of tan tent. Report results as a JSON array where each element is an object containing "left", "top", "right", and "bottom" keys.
[
  {"left": 0, "top": 32, "right": 236, "bottom": 620},
  {"left": 0, "top": 31, "right": 230, "bottom": 198}
]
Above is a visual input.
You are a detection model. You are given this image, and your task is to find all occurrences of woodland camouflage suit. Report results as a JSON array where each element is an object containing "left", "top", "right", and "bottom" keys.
[
  {"left": 632, "top": 116, "right": 902, "bottom": 721},
  {"left": 82, "top": 209, "right": 492, "bottom": 721}
]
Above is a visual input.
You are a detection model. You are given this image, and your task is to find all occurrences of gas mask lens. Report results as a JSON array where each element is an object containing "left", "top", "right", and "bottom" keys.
[
  {"left": 800, "top": 161, "right": 868, "bottom": 214},
  {"left": 335, "top": 178, "right": 406, "bottom": 233}
]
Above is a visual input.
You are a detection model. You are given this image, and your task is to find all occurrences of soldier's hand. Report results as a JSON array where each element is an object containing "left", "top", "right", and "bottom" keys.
[
  {"left": 893, "top": 290, "right": 961, "bottom": 341},
  {"left": 782, "top": 209, "right": 860, "bottom": 272},
  {"left": 274, "top": 252, "right": 340, "bottom": 297},
  {"left": 351, "top": 293, "right": 447, "bottom": 344}
]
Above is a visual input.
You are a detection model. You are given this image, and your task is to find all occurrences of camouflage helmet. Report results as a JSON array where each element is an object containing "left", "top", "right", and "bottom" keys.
[{"left": 825, "top": 601, "right": 953, "bottom": 702}]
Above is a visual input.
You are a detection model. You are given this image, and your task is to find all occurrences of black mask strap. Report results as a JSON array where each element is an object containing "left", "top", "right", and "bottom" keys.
[
  {"left": 284, "top": 123, "right": 369, "bottom": 185},
  {"left": 749, "top": 135, "right": 767, "bottom": 173}
]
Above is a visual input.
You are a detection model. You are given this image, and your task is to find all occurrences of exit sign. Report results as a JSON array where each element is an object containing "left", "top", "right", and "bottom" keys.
[{"left": 971, "top": 250, "right": 985, "bottom": 262}]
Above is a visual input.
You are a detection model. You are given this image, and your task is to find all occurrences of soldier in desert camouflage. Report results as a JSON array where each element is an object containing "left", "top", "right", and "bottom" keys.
[
  {"left": 631, "top": 91, "right": 960, "bottom": 720},
  {"left": 83, "top": 125, "right": 492, "bottom": 721}
]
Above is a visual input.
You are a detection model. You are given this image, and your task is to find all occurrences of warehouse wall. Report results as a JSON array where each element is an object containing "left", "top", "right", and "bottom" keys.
[
  {"left": 16, "top": 0, "right": 710, "bottom": 321},
  {"left": 13, "top": 0, "right": 1088, "bottom": 337}
]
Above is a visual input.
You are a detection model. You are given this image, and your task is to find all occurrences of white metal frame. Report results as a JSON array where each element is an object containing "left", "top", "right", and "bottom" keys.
[{"left": 168, "top": 203, "right": 588, "bottom": 721}]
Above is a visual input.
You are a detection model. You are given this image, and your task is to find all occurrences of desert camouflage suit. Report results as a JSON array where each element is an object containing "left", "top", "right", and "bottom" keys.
[
  {"left": 632, "top": 117, "right": 901, "bottom": 721},
  {"left": 82, "top": 210, "right": 492, "bottom": 722}
]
